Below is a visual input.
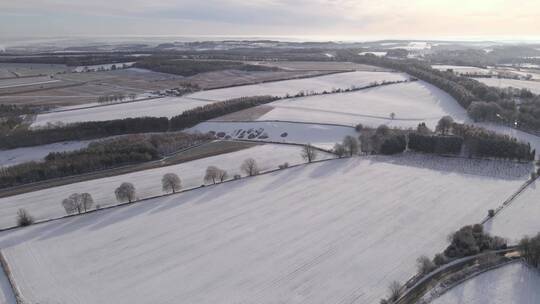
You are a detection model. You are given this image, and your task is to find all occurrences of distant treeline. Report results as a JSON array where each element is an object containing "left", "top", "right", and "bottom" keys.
[
  {"left": 0, "top": 96, "right": 277, "bottom": 149},
  {"left": 340, "top": 52, "right": 540, "bottom": 133},
  {"left": 0, "top": 55, "right": 137, "bottom": 66},
  {"left": 0, "top": 133, "right": 211, "bottom": 188},
  {"left": 134, "top": 58, "right": 278, "bottom": 77}
]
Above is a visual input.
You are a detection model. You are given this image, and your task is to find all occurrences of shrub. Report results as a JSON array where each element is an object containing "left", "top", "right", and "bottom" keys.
[
  {"left": 488, "top": 209, "right": 495, "bottom": 218},
  {"left": 17, "top": 208, "right": 34, "bottom": 226}
]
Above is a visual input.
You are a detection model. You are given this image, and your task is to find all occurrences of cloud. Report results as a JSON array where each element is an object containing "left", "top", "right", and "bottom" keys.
[{"left": 1, "top": 0, "right": 539, "bottom": 38}]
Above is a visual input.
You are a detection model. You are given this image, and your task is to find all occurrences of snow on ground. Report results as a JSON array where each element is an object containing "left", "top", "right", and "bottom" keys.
[
  {"left": 189, "top": 121, "right": 357, "bottom": 150},
  {"left": 0, "top": 140, "right": 93, "bottom": 167},
  {"left": 0, "top": 144, "right": 327, "bottom": 228},
  {"left": 0, "top": 76, "right": 59, "bottom": 89},
  {"left": 432, "top": 65, "right": 493, "bottom": 75},
  {"left": 431, "top": 262, "right": 540, "bottom": 304},
  {"left": 473, "top": 77, "right": 540, "bottom": 94},
  {"left": 187, "top": 71, "right": 409, "bottom": 101},
  {"left": 485, "top": 179, "right": 540, "bottom": 243},
  {"left": 31, "top": 97, "right": 213, "bottom": 127},
  {"left": 258, "top": 81, "right": 468, "bottom": 129},
  {"left": 0, "top": 154, "right": 529, "bottom": 304},
  {"left": 0, "top": 268, "right": 15, "bottom": 304}
]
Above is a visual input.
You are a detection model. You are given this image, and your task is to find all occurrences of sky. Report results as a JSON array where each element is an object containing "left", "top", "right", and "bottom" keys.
[{"left": 1, "top": 0, "right": 539, "bottom": 41}]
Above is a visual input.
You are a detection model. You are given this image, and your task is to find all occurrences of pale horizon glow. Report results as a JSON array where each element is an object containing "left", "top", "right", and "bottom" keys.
[{"left": 1, "top": 0, "right": 540, "bottom": 41}]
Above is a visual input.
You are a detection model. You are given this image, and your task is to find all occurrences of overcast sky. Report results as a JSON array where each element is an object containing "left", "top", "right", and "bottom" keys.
[{"left": 1, "top": 0, "right": 539, "bottom": 40}]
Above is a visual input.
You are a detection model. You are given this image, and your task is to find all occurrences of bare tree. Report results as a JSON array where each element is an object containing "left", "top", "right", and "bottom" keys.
[
  {"left": 16, "top": 208, "right": 34, "bottom": 226},
  {"left": 343, "top": 136, "right": 359, "bottom": 156},
  {"left": 115, "top": 182, "right": 136, "bottom": 203},
  {"left": 162, "top": 173, "right": 181, "bottom": 193},
  {"left": 436, "top": 116, "right": 454, "bottom": 135},
  {"left": 80, "top": 193, "right": 94, "bottom": 212},
  {"left": 301, "top": 144, "right": 318, "bottom": 163},
  {"left": 333, "top": 143, "right": 346, "bottom": 158},
  {"left": 69, "top": 193, "right": 83, "bottom": 214},
  {"left": 241, "top": 158, "right": 259, "bottom": 176},
  {"left": 129, "top": 93, "right": 137, "bottom": 101},
  {"left": 217, "top": 168, "right": 228, "bottom": 182},
  {"left": 62, "top": 197, "right": 78, "bottom": 215},
  {"left": 205, "top": 166, "right": 220, "bottom": 184},
  {"left": 390, "top": 112, "right": 396, "bottom": 120},
  {"left": 416, "top": 255, "right": 436, "bottom": 275},
  {"left": 388, "top": 280, "right": 402, "bottom": 302}
]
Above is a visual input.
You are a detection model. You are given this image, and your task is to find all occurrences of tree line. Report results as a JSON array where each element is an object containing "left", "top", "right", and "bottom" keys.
[
  {"left": 134, "top": 58, "right": 278, "bottom": 77},
  {"left": 341, "top": 52, "right": 540, "bottom": 133},
  {"left": 1, "top": 96, "right": 277, "bottom": 149},
  {"left": 0, "top": 133, "right": 211, "bottom": 188}
]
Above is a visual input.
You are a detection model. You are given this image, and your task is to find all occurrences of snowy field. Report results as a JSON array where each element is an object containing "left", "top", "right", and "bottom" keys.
[
  {"left": 258, "top": 81, "right": 468, "bottom": 129},
  {"left": 432, "top": 65, "right": 493, "bottom": 75},
  {"left": 0, "top": 268, "right": 15, "bottom": 304},
  {"left": 187, "top": 71, "right": 409, "bottom": 101},
  {"left": 359, "top": 51, "right": 387, "bottom": 57},
  {"left": 0, "top": 76, "right": 59, "bottom": 89},
  {"left": 189, "top": 121, "right": 357, "bottom": 150},
  {"left": 31, "top": 97, "right": 214, "bottom": 127},
  {"left": 431, "top": 262, "right": 540, "bottom": 304},
  {"left": 485, "top": 179, "right": 540, "bottom": 243},
  {"left": 0, "top": 140, "right": 93, "bottom": 167},
  {"left": 0, "top": 144, "right": 327, "bottom": 228},
  {"left": 0, "top": 154, "right": 530, "bottom": 304},
  {"left": 473, "top": 77, "right": 540, "bottom": 94}
]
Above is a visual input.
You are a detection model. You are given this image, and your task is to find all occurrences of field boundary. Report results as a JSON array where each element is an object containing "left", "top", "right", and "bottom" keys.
[{"left": 0, "top": 250, "right": 22, "bottom": 304}]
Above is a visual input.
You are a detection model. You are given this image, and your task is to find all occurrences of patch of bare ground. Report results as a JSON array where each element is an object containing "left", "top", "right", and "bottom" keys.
[
  {"left": 211, "top": 105, "right": 275, "bottom": 121},
  {"left": 186, "top": 69, "right": 329, "bottom": 89},
  {"left": 0, "top": 140, "right": 259, "bottom": 198}
]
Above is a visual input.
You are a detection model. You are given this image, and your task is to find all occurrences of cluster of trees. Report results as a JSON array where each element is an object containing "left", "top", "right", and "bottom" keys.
[
  {"left": 0, "top": 104, "right": 36, "bottom": 133},
  {"left": 444, "top": 224, "right": 507, "bottom": 258},
  {"left": 453, "top": 124, "right": 535, "bottom": 161},
  {"left": 1, "top": 96, "right": 276, "bottom": 150},
  {"left": 62, "top": 193, "right": 94, "bottom": 214},
  {"left": 334, "top": 135, "right": 359, "bottom": 157},
  {"left": 97, "top": 93, "right": 137, "bottom": 104},
  {"left": 134, "top": 58, "right": 277, "bottom": 77},
  {"left": 358, "top": 125, "right": 406, "bottom": 155},
  {"left": 169, "top": 96, "right": 278, "bottom": 130},
  {"left": 0, "top": 54, "right": 137, "bottom": 66},
  {"left": 204, "top": 166, "right": 228, "bottom": 184},
  {"left": 0, "top": 133, "right": 211, "bottom": 188},
  {"left": 0, "top": 117, "right": 170, "bottom": 149},
  {"left": 519, "top": 233, "right": 540, "bottom": 269}
]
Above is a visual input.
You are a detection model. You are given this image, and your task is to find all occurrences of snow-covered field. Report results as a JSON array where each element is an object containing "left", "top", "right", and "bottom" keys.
[
  {"left": 0, "top": 268, "right": 15, "bottom": 304},
  {"left": 258, "top": 81, "right": 468, "bottom": 129},
  {"left": 187, "top": 71, "right": 409, "bottom": 101},
  {"left": 473, "top": 77, "right": 540, "bottom": 94},
  {"left": 0, "top": 140, "right": 93, "bottom": 167},
  {"left": 190, "top": 121, "right": 357, "bottom": 150},
  {"left": 359, "top": 51, "right": 387, "bottom": 57},
  {"left": 432, "top": 65, "right": 493, "bottom": 75},
  {"left": 485, "top": 179, "right": 540, "bottom": 243},
  {"left": 0, "top": 144, "right": 326, "bottom": 228},
  {"left": 0, "top": 154, "right": 530, "bottom": 304},
  {"left": 431, "top": 262, "right": 540, "bottom": 304},
  {"left": 0, "top": 76, "right": 59, "bottom": 89},
  {"left": 31, "top": 97, "right": 213, "bottom": 127}
]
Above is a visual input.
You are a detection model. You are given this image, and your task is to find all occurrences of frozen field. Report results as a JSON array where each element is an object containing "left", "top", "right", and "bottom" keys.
[
  {"left": 473, "top": 77, "right": 540, "bottom": 94},
  {"left": 31, "top": 97, "right": 213, "bottom": 127},
  {"left": 187, "top": 71, "right": 409, "bottom": 101},
  {"left": 0, "top": 140, "right": 93, "bottom": 167},
  {"left": 190, "top": 121, "right": 357, "bottom": 150},
  {"left": 431, "top": 262, "right": 540, "bottom": 304},
  {"left": 0, "top": 76, "right": 60, "bottom": 89},
  {"left": 0, "top": 154, "right": 530, "bottom": 304},
  {"left": 0, "top": 144, "right": 326, "bottom": 228},
  {"left": 485, "top": 179, "right": 540, "bottom": 243},
  {"left": 258, "top": 81, "right": 468, "bottom": 129}
]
